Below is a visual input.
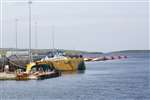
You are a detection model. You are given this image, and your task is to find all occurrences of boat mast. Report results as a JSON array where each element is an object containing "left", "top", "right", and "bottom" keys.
[
  {"left": 28, "top": 0, "right": 32, "bottom": 62},
  {"left": 35, "top": 22, "right": 38, "bottom": 49},
  {"left": 15, "top": 18, "right": 18, "bottom": 50},
  {"left": 0, "top": 0, "right": 3, "bottom": 52},
  {"left": 52, "top": 25, "right": 55, "bottom": 56}
]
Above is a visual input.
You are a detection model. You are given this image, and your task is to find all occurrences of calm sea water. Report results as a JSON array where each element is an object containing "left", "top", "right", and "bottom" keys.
[{"left": 0, "top": 53, "right": 149, "bottom": 100}]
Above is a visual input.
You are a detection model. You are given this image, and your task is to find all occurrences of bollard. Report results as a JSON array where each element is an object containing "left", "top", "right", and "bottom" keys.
[{"left": 4, "top": 65, "right": 9, "bottom": 73}]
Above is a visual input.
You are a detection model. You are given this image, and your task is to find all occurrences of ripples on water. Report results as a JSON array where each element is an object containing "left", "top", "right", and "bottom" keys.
[{"left": 0, "top": 53, "right": 149, "bottom": 100}]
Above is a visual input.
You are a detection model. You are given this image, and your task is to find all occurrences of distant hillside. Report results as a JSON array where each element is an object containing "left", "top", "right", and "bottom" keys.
[
  {"left": 109, "top": 50, "right": 150, "bottom": 54},
  {"left": 63, "top": 49, "right": 103, "bottom": 55},
  {"left": 0, "top": 48, "right": 103, "bottom": 56}
]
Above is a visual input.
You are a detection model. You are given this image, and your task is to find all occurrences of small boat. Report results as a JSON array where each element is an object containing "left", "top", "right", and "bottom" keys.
[
  {"left": 92, "top": 57, "right": 106, "bottom": 61},
  {"left": 84, "top": 57, "right": 93, "bottom": 62},
  {"left": 16, "top": 63, "right": 61, "bottom": 80}
]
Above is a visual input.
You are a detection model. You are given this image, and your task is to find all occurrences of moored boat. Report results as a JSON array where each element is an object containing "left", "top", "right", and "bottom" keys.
[
  {"left": 34, "top": 55, "right": 86, "bottom": 71},
  {"left": 16, "top": 55, "right": 85, "bottom": 80},
  {"left": 16, "top": 62, "right": 61, "bottom": 80}
]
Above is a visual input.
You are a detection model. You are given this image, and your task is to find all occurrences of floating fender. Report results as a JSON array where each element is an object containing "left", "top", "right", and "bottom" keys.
[
  {"left": 118, "top": 56, "right": 122, "bottom": 59},
  {"left": 124, "top": 56, "right": 127, "bottom": 58},
  {"left": 111, "top": 56, "right": 115, "bottom": 60}
]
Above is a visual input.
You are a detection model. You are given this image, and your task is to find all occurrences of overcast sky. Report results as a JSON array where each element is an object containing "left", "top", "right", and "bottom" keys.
[{"left": 0, "top": 0, "right": 149, "bottom": 52}]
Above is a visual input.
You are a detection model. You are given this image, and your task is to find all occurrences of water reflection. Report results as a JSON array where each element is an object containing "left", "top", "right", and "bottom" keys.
[{"left": 62, "top": 70, "right": 85, "bottom": 75}]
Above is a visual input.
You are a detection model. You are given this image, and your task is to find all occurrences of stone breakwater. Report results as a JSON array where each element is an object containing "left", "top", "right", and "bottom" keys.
[{"left": 84, "top": 55, "right": 127, "bottom": 62}]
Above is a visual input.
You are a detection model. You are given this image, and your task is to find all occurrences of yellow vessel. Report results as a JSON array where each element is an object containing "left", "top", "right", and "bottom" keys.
[
  {"left": 26, "top": 56, "right": 86, "bottom": 72},
  {"left": 16, "top": 62, "right": 61, "bottom": 80}
]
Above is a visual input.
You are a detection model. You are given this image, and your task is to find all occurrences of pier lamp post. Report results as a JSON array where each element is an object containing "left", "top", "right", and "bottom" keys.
[
  {"left": 14, "top": 18, "right": 18, "bottom": 55},
  {"left": 28, "top": 0, "right": 32, "bottom": 62},
  {"left": 0, "top": 0, "right": 2, "bottom": 50}
]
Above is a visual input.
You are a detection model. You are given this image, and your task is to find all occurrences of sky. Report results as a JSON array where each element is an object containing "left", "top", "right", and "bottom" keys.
[{"left": 0, "top": 0, "right": 149, "bottom": 52}]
